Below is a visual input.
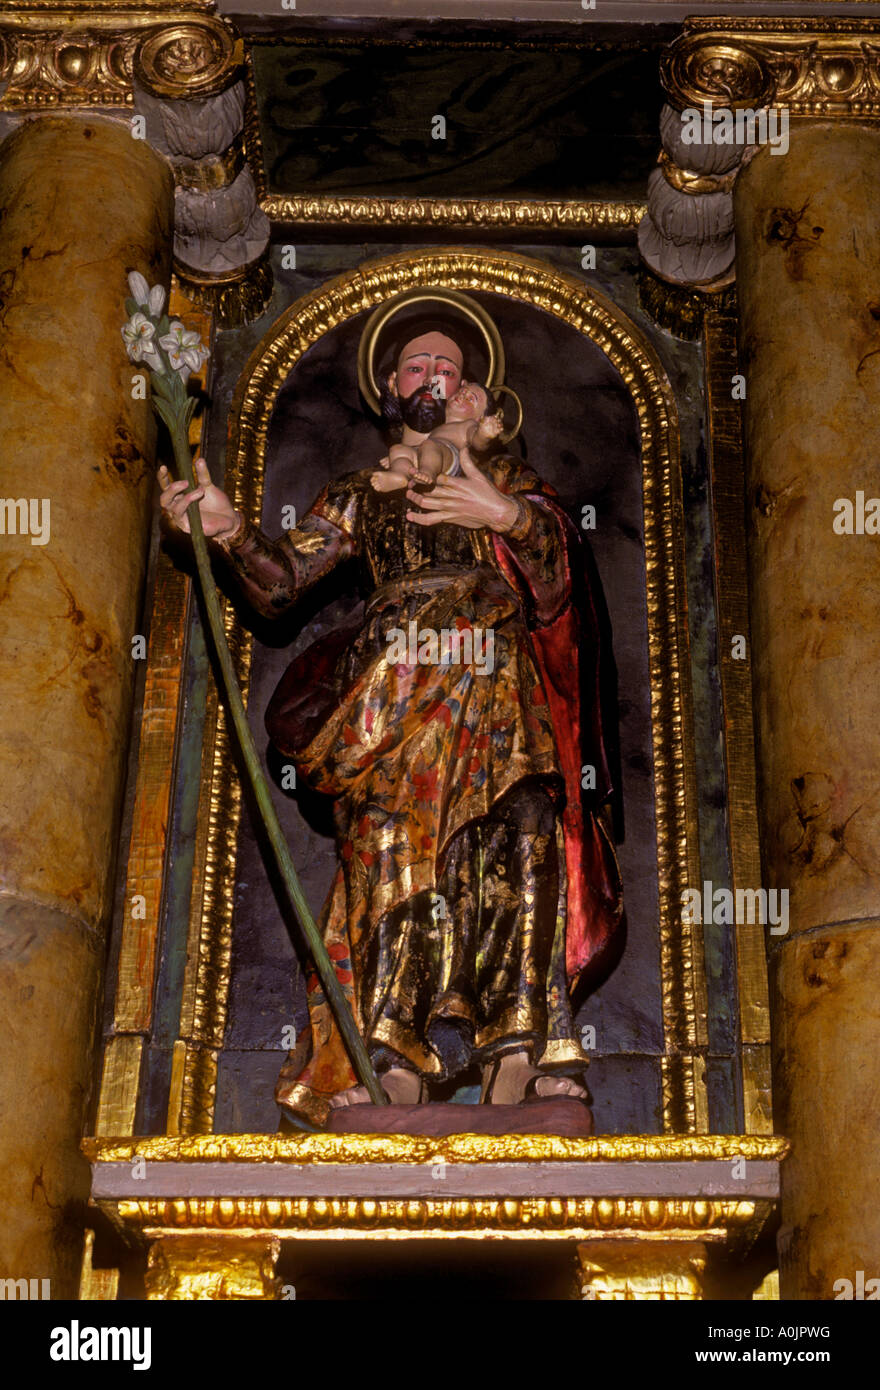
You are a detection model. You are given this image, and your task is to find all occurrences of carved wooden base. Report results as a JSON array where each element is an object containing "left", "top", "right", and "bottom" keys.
[{"left": 83, "top": 1132, "right": 786, "bottom": 1300}]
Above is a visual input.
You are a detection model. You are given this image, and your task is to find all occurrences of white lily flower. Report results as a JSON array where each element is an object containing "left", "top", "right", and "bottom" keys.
[
  {"left": 127, "top": 271, "right": 151, "bottom": 308},
  {"left": 159, "top": 320, "right": 209, "bottom": 377},
  {"left": 121, "top": 312, "right": 159, "bottom": 363},
  {"left": 142, "top": 346, "right": 165, "bottom": 375},
  {"left": 127, "top": 272, "right": 166, "bottom": 319}
]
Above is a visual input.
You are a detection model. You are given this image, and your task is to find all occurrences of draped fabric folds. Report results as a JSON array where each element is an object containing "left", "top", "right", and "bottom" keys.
[{"left": 220, "top": 454, "right": 622, "bottom": 1126}]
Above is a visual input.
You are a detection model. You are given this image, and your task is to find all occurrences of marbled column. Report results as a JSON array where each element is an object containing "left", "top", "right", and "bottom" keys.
[
  {"left": 734, "top": 123, "right": 880, "bottom": 1299},
  {"left": 0, "top": 115, "right": 172, "bottom": 1295}
]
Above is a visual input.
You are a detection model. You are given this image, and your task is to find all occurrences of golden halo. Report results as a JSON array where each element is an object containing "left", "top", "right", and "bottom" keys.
[
  {"left": 490, "top": 384, "right": 524, "bottom": 445},
  {"left": 357, "top": 287, "right": 506, "bottom": 415}
]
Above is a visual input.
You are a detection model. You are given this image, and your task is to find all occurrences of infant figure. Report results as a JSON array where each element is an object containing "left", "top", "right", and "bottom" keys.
[{"left": 371, "top": 382, "right": 504, "bottom": 493}]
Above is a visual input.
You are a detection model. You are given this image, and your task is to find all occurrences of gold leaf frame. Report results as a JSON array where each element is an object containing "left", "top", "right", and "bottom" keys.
[{"left": 172, "top": 246, "right": 709, "bottom": 1137}]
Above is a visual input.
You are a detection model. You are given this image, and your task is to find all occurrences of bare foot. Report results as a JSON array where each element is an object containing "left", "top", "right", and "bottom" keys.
[
  {"left": 328, "top": 1084, "right": 373, "bottom": 1109},
  {"left": 379, "top": 1067, "right": 424, "bottom": 1103},
  {"left": 327, "top": 1067, "right": 423, "bottom": 1108},
  {"left": 370, "top": 470, "right": 407, "bottom": 492},
  {"left": 481, "top": 1048, "right": 588, "bottom": 1105}
]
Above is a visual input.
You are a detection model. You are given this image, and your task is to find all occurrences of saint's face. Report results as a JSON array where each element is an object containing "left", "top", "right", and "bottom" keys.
[{"left": 391, "top": 331, "right": 464, "bottom": 404}]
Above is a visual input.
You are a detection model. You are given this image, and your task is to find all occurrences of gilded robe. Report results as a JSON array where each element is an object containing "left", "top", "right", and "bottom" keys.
[{"left": 217, "top": 453, "right": 622, "bottom": 1125}]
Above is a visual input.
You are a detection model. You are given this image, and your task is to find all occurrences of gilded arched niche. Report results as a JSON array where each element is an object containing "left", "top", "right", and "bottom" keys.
[{"left": 178, "top": 248, "right": 707, "bottom": 1137}]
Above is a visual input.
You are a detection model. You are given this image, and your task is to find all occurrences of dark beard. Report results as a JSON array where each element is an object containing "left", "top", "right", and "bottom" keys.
[{"left": 400, "top": 388, "right": 446, "bottom": 434}]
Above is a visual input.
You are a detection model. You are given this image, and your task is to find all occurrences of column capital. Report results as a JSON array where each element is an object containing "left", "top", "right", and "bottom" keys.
[
  {"left": 0, "top": 8, "right": 270, "bottom": 326},
  {"left": 0, "top": 8, "right": 238, "bottom": 111},
  {"left": 640, "top": 18, "right": 880, "bottom": 312},
  {"left": 662, "top": 17, "right": 880, "bottom": 123}
]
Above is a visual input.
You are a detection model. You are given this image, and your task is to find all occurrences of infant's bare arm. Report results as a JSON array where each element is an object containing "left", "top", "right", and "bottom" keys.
[{"left": 468, "top": 413, "right": 505, "bottom": 453}]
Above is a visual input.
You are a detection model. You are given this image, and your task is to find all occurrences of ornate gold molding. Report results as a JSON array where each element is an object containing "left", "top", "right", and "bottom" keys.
[
  {"left": 173, "top": 649, "right": 240, "bottom": 1137},
  {"left": 0, "top": 1, "right": 212, "bottom": 9},
  {"left": 78, "top": 1230, "right": 121, "bottom": 1302},
  {"left": 260, "top": 193, "right": 647, "bottom": 237},
  {"left": 662, "top": 18, "right": 880, "bottom": 121},
  {"left": 0, "top": 9, "right": 236, "bottom": 110},
  {"left": 93, "top": 284, "right": 212, "bottom": 1140},
  {"left": 658, "top": 150, "right": 738, "bottom": 197},
  {"left": 85, "top": 1134, "right": 784, "bottom": 1253},
  {"left": 577, "top": 1240, "right": 709, "bottom": 1300},
  {"left": 180, "top": 246, "right": 708, "bottom": 1133},
  {"left": 116, "top": 1195, "right": 769, "bottom": 1242},
  {"left": 84, "top": 1133, "right": 788, "bottom": 1165},
  {"left": 638, "top": 263, "right": 737, "bottom": 342},
  {"left": 145, "top": 1235, "right": 280, "bottom": 1299},
  {"left": 133, "top": 18, "right": 239, "bottom": 99}
]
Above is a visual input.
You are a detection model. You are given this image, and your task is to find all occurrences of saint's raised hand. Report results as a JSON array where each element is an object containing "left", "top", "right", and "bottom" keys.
[{"left": 158, "top": 458, "right": 239, "bottom": 539}]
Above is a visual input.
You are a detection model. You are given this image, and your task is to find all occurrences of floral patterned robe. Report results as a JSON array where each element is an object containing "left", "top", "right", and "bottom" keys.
[{"left": 216, "top": 453, "right": 622, "bottom": 1125}]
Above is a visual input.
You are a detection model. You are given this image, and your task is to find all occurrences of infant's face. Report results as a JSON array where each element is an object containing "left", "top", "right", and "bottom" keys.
[{"left": 445, "top": 382, "right": 488, "bottom": 422}]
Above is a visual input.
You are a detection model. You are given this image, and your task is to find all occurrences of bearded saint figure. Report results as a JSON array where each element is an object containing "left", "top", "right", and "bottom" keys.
[{"left": 159, "top": 287, "right": 622, "bottom": 1128}]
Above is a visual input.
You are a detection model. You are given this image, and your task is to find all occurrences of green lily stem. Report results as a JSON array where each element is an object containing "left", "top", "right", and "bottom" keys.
[{"left": 168, "top": 418, "right": 386, "bottom": 1108}]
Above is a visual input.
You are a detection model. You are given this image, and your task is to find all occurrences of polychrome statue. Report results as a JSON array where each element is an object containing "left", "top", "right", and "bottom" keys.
[{"left": 158, "top": 287, "right": 622, "bottom": 1127}]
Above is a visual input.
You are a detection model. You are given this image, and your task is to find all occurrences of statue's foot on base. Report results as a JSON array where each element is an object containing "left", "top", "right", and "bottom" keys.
[
  {"left": 381, "top": 1068, "right": 425, "bottom": 1103},
  {"left": 524, "top": 1074, "right": 590, "bottom": 1103},
  {"left": 328, "top": 1067, "right": 424, "bottom": 1109},
  {"left": 481, "top": 1049, "right": 589, "bottom": 1106},
  {"left": 328, "top": 1084, "right": 374, "bottom": 1109}
]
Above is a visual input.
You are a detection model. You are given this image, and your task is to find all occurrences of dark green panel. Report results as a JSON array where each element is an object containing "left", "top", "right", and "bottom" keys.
[{"left": 252, "top": 41, "right": 663, "bottom": 201}]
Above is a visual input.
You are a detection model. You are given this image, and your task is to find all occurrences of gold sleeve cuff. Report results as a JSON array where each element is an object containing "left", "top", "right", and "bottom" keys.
[
  {"left": 502, "top": 495, "right": 533, "bottom": 543},
  {"left": 213, "top": 511, "right": 248, "bottom": 552}
]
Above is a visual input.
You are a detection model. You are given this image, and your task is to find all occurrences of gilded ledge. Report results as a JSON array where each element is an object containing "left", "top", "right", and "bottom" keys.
[
  {"left": 260, "top": 195, "right": 647, "bottom": 237},
  {"left": 83, "top": 1133, "right": 789, "bottom": 1166}
]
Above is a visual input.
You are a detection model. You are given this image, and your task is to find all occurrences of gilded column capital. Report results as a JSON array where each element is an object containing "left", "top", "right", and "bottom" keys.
[
  {"left": 132, "top": 17, "right": 240, "bottom": 101},
  {"left": 637, "top": 100, "right": 741, "bottom": 309},
  {"left": 661, "top": 17, "right": 880, "bottom": 122},
  {"left": 131, "top": 23, "right": 271, "bottom": 326},
  {"left": 0, "top": 8, "right": 236, "bottom": 111},
  {"left": 639, "top": 18, "right": 880, "bottom": 309},
  {"left": 0, "top": 9, "right": 270, "bottom": 325},
  {"left": 132, "top": 67, "right": 271, "bottom": 314}
]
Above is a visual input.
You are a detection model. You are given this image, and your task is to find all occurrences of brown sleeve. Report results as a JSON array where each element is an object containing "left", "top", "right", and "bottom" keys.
[{"left": 210, "top": 490, "right": 356, "bottom": 619}]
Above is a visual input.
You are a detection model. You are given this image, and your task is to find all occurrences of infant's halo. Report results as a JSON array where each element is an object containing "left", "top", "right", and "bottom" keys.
[{"left": 492, "top": 385, "right": 524, "bottom": 445}]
